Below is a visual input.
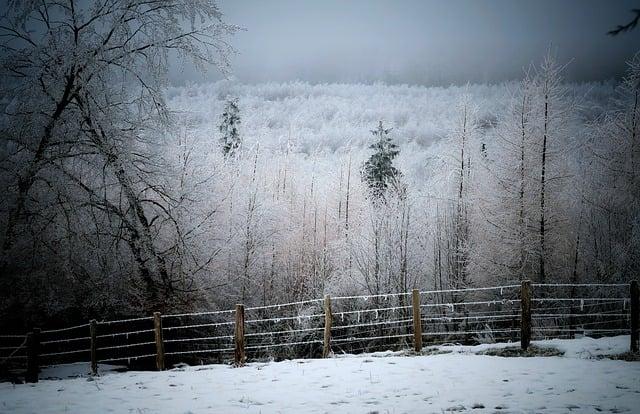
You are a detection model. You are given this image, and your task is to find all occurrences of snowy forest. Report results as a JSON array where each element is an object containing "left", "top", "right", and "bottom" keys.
[{"left": 0, "top": 0, "right": 639, "bottom": 333}]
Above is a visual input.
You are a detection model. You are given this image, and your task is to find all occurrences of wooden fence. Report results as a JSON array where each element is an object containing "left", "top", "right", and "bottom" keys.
[{"left": 1, "top": 280, "right": 638, "bottom": 382}]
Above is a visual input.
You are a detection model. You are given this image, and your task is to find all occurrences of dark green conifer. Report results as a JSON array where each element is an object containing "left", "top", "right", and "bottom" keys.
[
  {"left": 219, "top": 98, "right": 241, "bottom": 156},
  {"left": 362, "top": 121, "right": 402, "bottom": 199}
]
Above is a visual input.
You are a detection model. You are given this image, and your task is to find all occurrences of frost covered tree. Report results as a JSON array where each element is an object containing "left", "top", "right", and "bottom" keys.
[
  {"left": 451, "top": 95, "right": 478, "bottom": 291},
  {"left": 476, "top": 52, "right": 577, "bottom": 285},
  {"left": 532, "top": 52, "right": 576, "bottom": 284},
  {"left": 347, "top": 121, "right": 418, "bottom": 302},
  {"left": 362, "top": 121, "right": 403, "bottom": 200},
  {"left": 588, "top": 52, "right": 640, "bottom": 281},
  {"left": 219, "top": 98, "right": 241, "bottom": 156},
  {"left": 474, "top": 73, "right": 539, "bottom": 284},
  {"left": 0, "top": 0, "right": 237, "bottom": 314},
  {"left": 423, "top": 91, "right": 482, "bottom": 299}
]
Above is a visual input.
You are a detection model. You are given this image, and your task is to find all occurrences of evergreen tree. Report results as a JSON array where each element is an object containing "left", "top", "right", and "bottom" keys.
[
  {"left": 219, "top": 98, "right": 241, "bottom": 156},
  {"left": 362, "top": 121, "right": 402, "bottom": 199}
]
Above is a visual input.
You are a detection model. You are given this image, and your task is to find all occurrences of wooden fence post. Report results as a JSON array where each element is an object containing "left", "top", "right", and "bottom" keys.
[
  {"left": 234, "top": 304, "right": 245, "bottom": 366},
  {"left": 521, "top": 280, "right": 532, "bottom": 350},
  {"left": 412, "top": 289, "right": 422, "bottom": 352},
  {"left": 631, "top": 280, "right": 639, "bottom": 353},
  {"left": 90, "top": 319, "right": 98, "bottom": 375},
  {"left": 153, "top": 312, "right": 165, "bottom": 371},
  {"left": 323, "top": 295, "right": 332, "bottom": 358},
  {"left": 25, "top": 328, "right": 40, "bottom": 383}
]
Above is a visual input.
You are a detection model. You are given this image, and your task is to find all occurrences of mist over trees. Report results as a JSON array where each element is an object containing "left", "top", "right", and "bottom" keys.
[{"left": 0, "top": 3, "right": 638, "bottom": 331}]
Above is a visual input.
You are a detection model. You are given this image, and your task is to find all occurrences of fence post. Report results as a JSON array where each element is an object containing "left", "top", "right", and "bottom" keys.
[
  {"left": 90, "top": 319, "right": 98, "bottom": 375},
  {"left": 631, "top": 280, "right": 639, "bottom": 353},
  {"left": 323, "top": 295, "right": 332, "bottom": 358},
  {"left": 412, "top": 289, "right": 422, "bottom": 352},
  {"left": 521, "top": 280, "right": 532, "bottom": 350},
  {"left": 234, "top": 304, "right": 245, "bottom": 366},
  {"left": 25, "top": 328, "right": 40, "bottom": 383},
  {"left": 153, "top": 312, "right": 165, "bottom": 371}
]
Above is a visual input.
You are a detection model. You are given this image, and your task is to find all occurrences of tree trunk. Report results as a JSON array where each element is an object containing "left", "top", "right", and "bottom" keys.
[
  {"left": 519, "top": 92, "right": 528, "bottom": 279},
  {"left": 539, "top": 85, "right": 549, "bottom": 284},
  {"left": 2, "top": 72, "right": 76, "bottom": 252},
  {"left": 77, "top": 96, "right": 172, "bottom": 311}
]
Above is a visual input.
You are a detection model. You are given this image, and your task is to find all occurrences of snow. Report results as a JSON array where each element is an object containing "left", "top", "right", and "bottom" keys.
[
  {"left": 1, "top": 336, "right": 639, "bottom": 413},
  {"left": 38, "top": 363, "right": 126, "bottom": 381},
  {"left": 430, "top": 335, "right": 632, "bottom": 358},
  {"left": 535, "top": 335, "right": 631, "bottom": 359}
]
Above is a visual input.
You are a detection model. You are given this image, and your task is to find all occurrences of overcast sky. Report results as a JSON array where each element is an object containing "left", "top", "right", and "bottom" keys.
[{"left": 170, "top": 0, "right": 640, "bottom": 86}]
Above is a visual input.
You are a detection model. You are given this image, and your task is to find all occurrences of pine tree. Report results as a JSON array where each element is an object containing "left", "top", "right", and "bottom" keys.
[
  {"left": 362, "top": 121, "right": 402, "bottom": 199},
  {"left": 219, "top": 98, "right": 241, "bottom": 156}
]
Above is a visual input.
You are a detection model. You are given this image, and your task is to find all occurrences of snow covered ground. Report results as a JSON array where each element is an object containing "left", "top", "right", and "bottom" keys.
[{"left": 1, "top": 336, "right": 639, "bottom": 413}]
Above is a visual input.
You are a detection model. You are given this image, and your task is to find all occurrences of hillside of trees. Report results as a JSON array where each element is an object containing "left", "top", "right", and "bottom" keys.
[{"left": 0, "top": 0, "right": 637, "bottom": 331}]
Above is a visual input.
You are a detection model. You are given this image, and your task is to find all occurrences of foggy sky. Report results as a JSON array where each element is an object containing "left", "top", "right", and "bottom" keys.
[{"left": 170, "top": 0, "right": 640, "bottom": 86}]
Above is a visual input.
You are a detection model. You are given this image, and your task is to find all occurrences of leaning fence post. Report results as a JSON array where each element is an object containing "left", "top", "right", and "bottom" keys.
[
  {"left": 153, "top": 312, "right": 165, "bottom": 371},
  {"left": 412, "top": 289, "right": 423, "bottom": 352},
  {"left": 323, "top": 295, "right": 332, "bottom": 358},
  {"left": 90, "top": 319, "right": 98, "bottom": 375},
  {"left": 521, "top": 280, "right": 532, "bottom": 350},
  {"left": 234, "top": 304, "right": 245, "bottom": 366},
  {"left": 25, "top": 328, "right": 40, "bottom": 383},
  {"left": 630, "top": 280, "right": 639, "bottom": 353}
]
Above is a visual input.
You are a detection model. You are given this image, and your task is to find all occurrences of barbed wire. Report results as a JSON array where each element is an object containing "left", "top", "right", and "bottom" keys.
[
  {"left": 41, "top": 323, "right": 89, "bottom": 334},
  {"left": 98, "top": 317, "right": 153, "bottom": 326},
  {"left": 97, "top": 341, "right": 156, "bottom": 351},
  {"left": 420, "top": 285, "right": 521, "bottom": 295},
  {"left": 533, "top": 283, "right": 628, "bottom": 287},
  {"left": 165, "top": 335, "right": 233, "bottom": 344},
  {"left": 163, "top": 321, "right": 234, "bottom": 331},
  {"left": 161, "top": 309, "right": 235, "bottom": 319}
]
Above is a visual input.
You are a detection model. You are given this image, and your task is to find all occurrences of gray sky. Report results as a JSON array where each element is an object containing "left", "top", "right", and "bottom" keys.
[{"left": 170, "top": 0, "right": 640, "bottom": 86}]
